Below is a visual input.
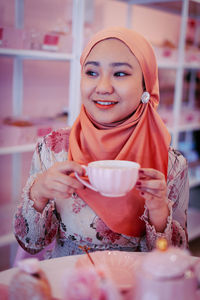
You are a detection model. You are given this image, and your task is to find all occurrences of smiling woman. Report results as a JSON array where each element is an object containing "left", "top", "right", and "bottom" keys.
[{"left": 13, "top": 27, "right": 189, "bottom": 261}]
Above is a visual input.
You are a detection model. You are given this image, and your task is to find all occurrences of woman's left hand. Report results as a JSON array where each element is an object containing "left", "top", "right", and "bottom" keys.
[{"left": 135, "top": 168, "right": 169, "bottom": 232}]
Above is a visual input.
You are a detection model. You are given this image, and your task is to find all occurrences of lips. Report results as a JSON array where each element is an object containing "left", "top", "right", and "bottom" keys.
[{"left": 93, "top": 100, "right": 118, "bottom": 109}]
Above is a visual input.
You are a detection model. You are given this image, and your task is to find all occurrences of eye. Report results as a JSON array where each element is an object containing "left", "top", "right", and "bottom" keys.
[
  {"left": 114, "top": 71, "right": 130, "bottom": 77},
  {"left": 85, "top": 70, "right": 98, "bottom": 77}
]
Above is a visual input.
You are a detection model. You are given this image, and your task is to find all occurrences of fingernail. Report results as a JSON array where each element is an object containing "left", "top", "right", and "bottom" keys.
[{"left": 136, "top": 181, "right": 141, "bottom": 185}]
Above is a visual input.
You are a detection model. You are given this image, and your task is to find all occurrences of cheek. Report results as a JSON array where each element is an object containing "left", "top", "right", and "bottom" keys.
[
  {"left": 81, "top": 78, "right": 94, "bottom": 100},
  {"left": 118, "top": 83, "right": 138, "bottom": 100},
  {"left": 118, "top": 82, "right": 142, "bottom": 109}
]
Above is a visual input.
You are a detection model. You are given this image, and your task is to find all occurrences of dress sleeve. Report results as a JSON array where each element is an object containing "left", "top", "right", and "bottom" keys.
[
  {"left": 13, "top": 139, "right": 60, "bottom": 254},
  {"left": 140, "top": 149, "right": 189, "bottom": 251}
]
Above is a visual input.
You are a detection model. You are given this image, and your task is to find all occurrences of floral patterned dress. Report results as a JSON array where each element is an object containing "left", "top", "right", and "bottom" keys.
[{"left": 14, "top": 128, "right": 189, "bottom": 259}]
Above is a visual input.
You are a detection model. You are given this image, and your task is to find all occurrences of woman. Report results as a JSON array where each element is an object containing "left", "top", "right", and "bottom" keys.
[{"left": 14, "top": 27, "right": 189, "bottom": 259}]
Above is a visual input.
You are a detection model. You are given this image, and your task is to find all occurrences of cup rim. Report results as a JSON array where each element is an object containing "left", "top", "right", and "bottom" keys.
[{"left": 88, "top": 160, "right": 140, "bottom": 169}]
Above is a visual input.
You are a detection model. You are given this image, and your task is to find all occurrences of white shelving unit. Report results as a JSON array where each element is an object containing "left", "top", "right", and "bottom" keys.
[{"left": 0, "top": 0, "right": 86, "bottom": 252}]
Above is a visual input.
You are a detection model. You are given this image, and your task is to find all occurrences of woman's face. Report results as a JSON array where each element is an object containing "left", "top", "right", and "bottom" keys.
[{"left": 81, "top": 38, "right": 144, "bottom": 125}]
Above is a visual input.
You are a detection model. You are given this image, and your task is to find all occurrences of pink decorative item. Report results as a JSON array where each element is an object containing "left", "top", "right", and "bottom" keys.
[
  {"left": 17, "top": 258, "right": 40, "bottom": 274},
  {"left": 133, "top": 238, "right": 200, "bottom": 300},
  {"left": 0, "top": 117, "right": 67, "bottom": 148},
  {"left": 42, "top": 34, "right": 59, "bottom": 51},
  {"left": 75, "top": 160, "right": 140, "bottom": 197},
  {"left": 62, "top": 266, "right": 122, "bottom": 300},
  {"left": 1, "top": 27, "right": 23, "bottom": 49},
  {"left": 9, "top": 258, "right": 52, "bottom": 300}
]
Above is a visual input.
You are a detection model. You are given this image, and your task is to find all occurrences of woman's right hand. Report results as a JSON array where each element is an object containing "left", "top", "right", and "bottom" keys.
[{"left": 30, "top": 161, "right": 85, "bottom": 212}]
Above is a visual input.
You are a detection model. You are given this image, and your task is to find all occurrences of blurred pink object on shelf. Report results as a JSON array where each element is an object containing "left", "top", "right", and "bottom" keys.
[
  {"left": 0, "top": 124, "right": 37, "bottom": 147},
  {"left": 180, "top": 109, "right": 200, "bottom": 125},
  {"left": 185, "top": 49, "right": 200, "bottom": 63},
  {"left": 42, "top": 33, "right": 59, "bottom": 51},
  {"left": 1, "top": 27, "right": 23, "bottom": 49},
  {"left": 154, "top": 46, "right": 178, "bottom": 63},
  {"left": 0, "top": 117, "right": 68, "bottom": 148}
]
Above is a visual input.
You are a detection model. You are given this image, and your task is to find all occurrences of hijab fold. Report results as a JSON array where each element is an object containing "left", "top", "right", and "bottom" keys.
[{"left": 68, "top": 27, "right": 171, "bottom": 237}]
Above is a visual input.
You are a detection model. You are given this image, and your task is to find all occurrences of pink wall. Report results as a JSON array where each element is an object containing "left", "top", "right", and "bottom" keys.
[
  {"left": 23, "top": 60, "right": 70, "bottom": 118},
  {"left": 103, "top": 1, "right": 181, "bottom": 46}
]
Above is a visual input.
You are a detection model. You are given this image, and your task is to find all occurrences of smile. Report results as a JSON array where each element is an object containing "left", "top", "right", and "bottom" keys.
[{"left": 94, "top": 100, "right": 118, "bottom": 109}]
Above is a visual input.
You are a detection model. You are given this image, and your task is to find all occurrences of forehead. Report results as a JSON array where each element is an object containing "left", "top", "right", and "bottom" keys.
[{"left": 84, "top": 38, "right": 136, "bottom": 64}]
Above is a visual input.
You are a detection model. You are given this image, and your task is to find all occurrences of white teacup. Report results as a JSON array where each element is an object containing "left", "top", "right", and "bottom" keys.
[{"left": 75, "top": 160, "right": 140, "bottom": 197}]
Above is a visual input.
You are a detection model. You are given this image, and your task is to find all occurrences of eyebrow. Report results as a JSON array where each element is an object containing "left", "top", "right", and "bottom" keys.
[{"left": 84, "top": 61, "right": 133, "bottom": 69}]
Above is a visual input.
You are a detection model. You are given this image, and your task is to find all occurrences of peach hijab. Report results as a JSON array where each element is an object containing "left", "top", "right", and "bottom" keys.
[{"left": 68, "top": 27, "right": 171, "bottom": 237}]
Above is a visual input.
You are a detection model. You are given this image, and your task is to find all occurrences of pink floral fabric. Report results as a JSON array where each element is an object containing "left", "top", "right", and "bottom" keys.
[
  {"left": 13, "top": 128, "right": 189, "bottom": 259},
  {"left": 45, "top": 128, "right": 69, "bottom": 153}
]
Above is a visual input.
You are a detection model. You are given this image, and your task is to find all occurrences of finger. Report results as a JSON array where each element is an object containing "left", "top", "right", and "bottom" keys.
[
  {"left": 136, "top": 179, "right": 166, "bottom": 191},
  {"left": 51, "top": 185, "right": 77, "bottom": 198},
  {"left": 55, "top": 161, "right": 84, "bottom": 176},
  {"left": 139, "top": 168, "right": 165, "bottom": 180},
  {"left": 49, "top": 181, "right": 71, "bottom": 194},
  {"left": 52, "top": 190, "right": 73, "bottom": 200},
  {"left": 55, "top": 174, "right": 84, "bottom": 190},
  {"left": 139, "top": 187, "right": 166, "bottom": 199}
]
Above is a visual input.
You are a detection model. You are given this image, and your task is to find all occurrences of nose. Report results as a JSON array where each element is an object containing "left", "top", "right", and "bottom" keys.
[{"left": 95, "top": 76, "right": 114, "bottom": 94}]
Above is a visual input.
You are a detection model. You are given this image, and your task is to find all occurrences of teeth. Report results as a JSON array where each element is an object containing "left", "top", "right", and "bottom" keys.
[{"left": 96, "top": 101, "right": 116, "bottom": 105}]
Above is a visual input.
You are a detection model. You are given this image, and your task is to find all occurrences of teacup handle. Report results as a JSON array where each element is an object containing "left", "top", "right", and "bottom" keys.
[{"left": 75, "top": 166, "right": 98, "bottom": 192}]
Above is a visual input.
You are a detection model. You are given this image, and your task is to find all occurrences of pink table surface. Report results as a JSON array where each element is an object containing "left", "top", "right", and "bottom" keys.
[{"left": 0, "top": 253, "right": 200, "bottom": 300}]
